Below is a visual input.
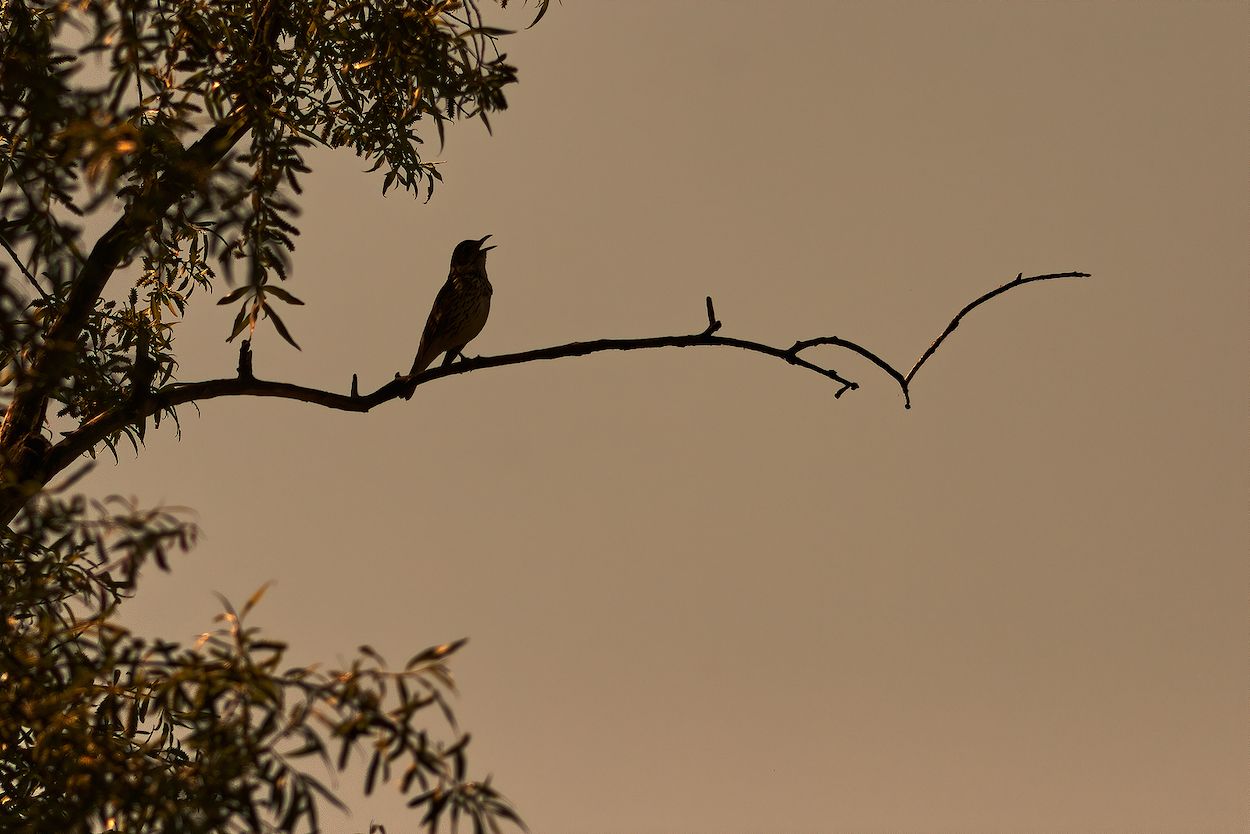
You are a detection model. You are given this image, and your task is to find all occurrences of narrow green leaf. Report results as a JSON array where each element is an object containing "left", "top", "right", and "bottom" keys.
[
  {"left": 264, "top": 304, "right": 302, "bottom": 350},
  {"left": 227, "top": 306, "right": 251, "bottom": 342},
  {"left": 264, "top": 285, "right": 305, "bottom": 305},
  {"left": 217, "top": 285, "right": 252, "bottom": 305}
]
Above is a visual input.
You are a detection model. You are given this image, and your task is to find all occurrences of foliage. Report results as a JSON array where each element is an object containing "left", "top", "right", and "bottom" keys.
[
  {"left": 0, "top": 0, "right": 533, "bottom": 453},
  {"left": 1, "top": 0, "right": 540, "bottom": 829},
  {"left": 0, "top": 494, "right": 522, "bottom": 832}
]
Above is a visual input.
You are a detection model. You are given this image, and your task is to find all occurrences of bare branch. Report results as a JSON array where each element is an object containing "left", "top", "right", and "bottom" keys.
[
  {"left": 400, "top": 331, "right": 855, "bottom": 397},
  {"left": 38, "top": 271, "right": 1090, "bottom": 497},
  {"left": 47, "top": 316, "right": 854, "bottom": 477},
  {"left": 904, "top": 271, "right": 1090, "bottom": 386},
  {"left": 790, "top": 335, "right": 907, "bottom": 398},
  {"left": 792, "top": 271, "right": 1091, "bottom": 408}
]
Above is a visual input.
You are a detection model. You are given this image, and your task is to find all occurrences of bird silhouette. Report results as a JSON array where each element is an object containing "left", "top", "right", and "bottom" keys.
[{"left": 410, "top": 235, "right": 495, "bottom": 375}]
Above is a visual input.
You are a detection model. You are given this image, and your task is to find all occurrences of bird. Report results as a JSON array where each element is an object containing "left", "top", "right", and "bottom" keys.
[{"left": 409, "top": 235, "right": 496, "bottom": 376}]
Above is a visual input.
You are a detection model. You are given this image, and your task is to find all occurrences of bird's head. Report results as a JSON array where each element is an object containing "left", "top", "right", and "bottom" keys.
[{"left": 450, "top": 235, "right": 495, "bottom": 267}]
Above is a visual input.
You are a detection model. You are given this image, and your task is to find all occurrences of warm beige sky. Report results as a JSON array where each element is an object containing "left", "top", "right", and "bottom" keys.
[{"left": 94, "top": 2, "right": 1247, "bottom": 831}]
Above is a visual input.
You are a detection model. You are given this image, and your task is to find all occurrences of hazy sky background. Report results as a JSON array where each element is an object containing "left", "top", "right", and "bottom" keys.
[{"left": 84, "top": 2, "right": 1248, "bottom": 831}]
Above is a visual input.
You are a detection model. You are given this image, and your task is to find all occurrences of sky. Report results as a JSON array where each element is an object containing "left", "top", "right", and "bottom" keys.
[{"left": 81, "top": 2, "right": 1249, "bottom": 832}]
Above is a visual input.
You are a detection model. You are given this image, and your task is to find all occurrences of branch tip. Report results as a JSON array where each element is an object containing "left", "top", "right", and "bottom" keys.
[{"left": 903, "top": 269, "right": 1091, "bottom": 388}]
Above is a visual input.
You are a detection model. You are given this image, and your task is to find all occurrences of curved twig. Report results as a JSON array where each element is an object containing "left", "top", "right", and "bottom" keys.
[
  {"left": 791, "top": 271, "right": 1090, "bottom": 407},
  {"left": 790, "top": 336, "right": 907, "bottom": 395},
  {"left": 904, "top": 271, "right": 1088, "bottom": 385}
]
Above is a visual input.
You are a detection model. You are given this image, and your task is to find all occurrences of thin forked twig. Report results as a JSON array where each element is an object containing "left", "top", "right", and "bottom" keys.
[{"left": 791, "top": 271, "right": 1090, "bottom": 407}]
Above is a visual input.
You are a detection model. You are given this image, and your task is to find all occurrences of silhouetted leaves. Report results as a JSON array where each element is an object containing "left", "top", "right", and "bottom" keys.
[
  {"left": 0, "top": 3, "right": 542, "bottom": 827},
  {"left": 0, "top": 495, "right": 523, "bottom": 833}
]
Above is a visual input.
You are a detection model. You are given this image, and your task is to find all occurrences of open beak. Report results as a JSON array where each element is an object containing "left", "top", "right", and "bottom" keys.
[{"left": 478, "top": 234, "right": 496, "bottom": 252}]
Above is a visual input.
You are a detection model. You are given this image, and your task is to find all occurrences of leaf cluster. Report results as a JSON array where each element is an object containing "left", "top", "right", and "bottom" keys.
[{"left": 1, "top": 492, "right": 523, "bottom": 832}]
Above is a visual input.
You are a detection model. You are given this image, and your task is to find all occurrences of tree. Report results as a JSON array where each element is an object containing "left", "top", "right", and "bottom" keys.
[
  {"left": 0, "top": 0, "right": 1087, "bottom": 831},
  {"left": 3, "top": 1, "right": 540, "bottom": 830}
]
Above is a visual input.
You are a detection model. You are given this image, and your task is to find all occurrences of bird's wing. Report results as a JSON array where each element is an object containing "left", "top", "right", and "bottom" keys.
[{"left": 410, "top": 280, "right": 458, "bottom": 374}]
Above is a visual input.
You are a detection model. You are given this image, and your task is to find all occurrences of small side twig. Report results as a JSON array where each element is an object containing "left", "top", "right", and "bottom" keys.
[
  {"left": 790, "top": 335, "right": 903, "bottom": 397},
  {"left": 703, "top": 296, "right": 721, "bottom": 335},
  {"left": 237, "top": 339, "right": 253, "bottom": 380}
]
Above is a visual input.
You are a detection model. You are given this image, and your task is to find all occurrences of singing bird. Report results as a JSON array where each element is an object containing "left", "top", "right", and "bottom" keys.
[{"left": 410, "top": 235, "right": 496, "bottom": 375}]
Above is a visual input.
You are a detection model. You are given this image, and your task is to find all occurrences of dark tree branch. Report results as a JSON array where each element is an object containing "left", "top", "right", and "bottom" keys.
[
  {"left": 33, "top": 271, "right": 1091, "bottom": 510},
  {"left": 904, "top": 271, "right": 1089, "bottom": 386},
  {"left": 400, "top": 329, "right": 858, "bottom": 397},
  {"left": 45, "top": 111, "right": 252, "bottom": 364},
  {"left": 790, "top": 335, "right": 908, "bottom": 395},
  {"left": 791, "top": 271, "right": 1091, "bottom": 407},
  {"left": 0, "top": 108, "right": 253, "bottom": 461},
  {"left": 0, "top": 0, "right": 285, "bottom": 494},
  {"left": 44, "top": 313, "right": 855, "bottom": 477}
]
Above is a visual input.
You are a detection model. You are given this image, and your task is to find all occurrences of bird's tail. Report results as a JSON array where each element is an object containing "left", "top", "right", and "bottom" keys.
[{"left": 409, "top": 343, "right": 434, "bottom": 376}]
